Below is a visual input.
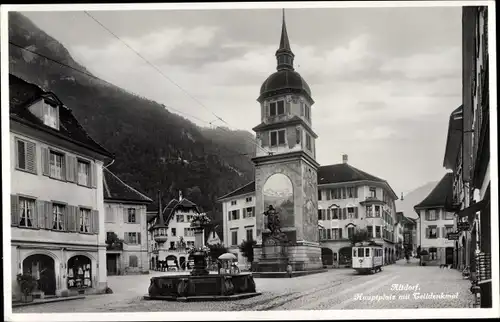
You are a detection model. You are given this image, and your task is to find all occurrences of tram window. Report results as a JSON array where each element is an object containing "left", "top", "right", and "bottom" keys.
[
  {"left": 365, "top": 248, "right": 370, "bottom": 257},
  {"left": 353, "top": 249, "right": 357, "bottom": 257},
  {"left": 358, "top": 248, "right": 364, "bottom": 257}
]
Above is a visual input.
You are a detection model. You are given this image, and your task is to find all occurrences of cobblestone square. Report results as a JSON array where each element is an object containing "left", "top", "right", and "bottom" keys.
[{"left": 13, "top": 259, "right": 474, "bottom": 313}]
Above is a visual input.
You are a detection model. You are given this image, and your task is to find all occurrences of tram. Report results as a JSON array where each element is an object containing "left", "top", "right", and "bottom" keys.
[{"left": 352, "top": 242, "right": 384, "bottom": 274}]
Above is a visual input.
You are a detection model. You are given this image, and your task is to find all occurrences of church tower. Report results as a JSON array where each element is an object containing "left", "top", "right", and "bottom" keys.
[{"left": 252, "top": 10, "right": 322, "bottom": 272}]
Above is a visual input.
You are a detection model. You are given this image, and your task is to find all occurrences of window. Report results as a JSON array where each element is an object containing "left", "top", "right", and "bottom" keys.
[
  {"left": 326, "top": 209, "right": 331, "bottom": 220},
  {"left": 347, "top": 227, "right": 354, "bottom": 239},
  {"left": 305, "top": 105, "right": 310, "bottom": 121},
  {"left": 427, "top": 210, "right": 438, "bottom": 221},
  {"left": 429, "top": 247, "right": 437, "bottom": 260},
  {"left": 16, "top": 139, "right": 36, "bottom": 173},
  {"left": 358, "top": 248, "right": 365, "bottom": 257},
  {"left": 19, "top": 197, "right": 35, "bottom": 227},
  {"left": 318, "top": 190, "right": 322, "bottom": 201},
  {"left": 176, "top": 214, "right": 185, "bottom": 222},
  {"left": 231, "top": 230, "right": 238, "bottom": 246},
  {"left": 367, "top": 225, "right": 373, "bottom": 237},
  {"left": 374, "top": 206, "right": 381, "bottom": 217},
  {"left": 52, "top": 204, "right": 65, "bottom": 230},
  {"left": 347, "top": 187, "right": 355, "bottom": 198},
  {"left": 184, "top": 228, "right": 195, "bottom": 237},
  {"left": 186, "top": 241, "right": 195, "bottom": 248},
  {"left": 187, "top": 214, "right": 193, "bottom": 222},
  {"left": 445, "top": 226, "right": 454, "bottom": 237},
  {"left": 270, "top": 100, "right": 285, "bottom": 116},
  {"left": 128, "top": 208, "right": 136, "bottom": 223},
  {"left": 79, "top": 208, "right": 91, "bottom": 233},
  {"left": 127, "top": 232, "right": 139, "bottom": 244},
  {"left": 77, "top": 160, "right": 90, "bottom": 186},
  {"left": 369, "top": 187, "right": 376, "bottom": 198},
  {"left": 306, "top": 134, "right": 312, "bottom": 150},
  {"left": 244, "top": 207, "right": 254, "bottom": 218},
  {"left": 171, "top": 228, "right": 176, "bottom": 236},
  {"left": 366, "top": 206, "right": 373, "bottom": 217},
  {"left": 246, "top": 228, "right": 253, "bottom": 241},
  {"left": 170, "top": 241, "right": 175, "bottom": 250},
  {"left": 318, "top": 209, "right": 324, "bottom": 220},
  {"left": 332, "top": 208, "right": 339, "bottom": 219},
  {"left": 270, "top": 129, "right": 286, "bottom": 147},
  {"left": 229, "top": 210, "right": 240, "bottom": 221},
  {"left": 106, "top": 232, "right": 114, "bottom": 241},
  {"left": 43, "top": 102, "right": 58, "bottom": 129},
  {"left": 332, "top": 228, "right": 342, "bottom": 240},
  {"left": 246, "top": 197, "right": 252, "bottom": 203},
  {"left": 231, "top": 200, "right": 237, "bottom": 206},
  {"left": 347, "top": 207, "right": 355, "bottom": 219},
  {"left": 444, "top": 212, "right": 454, "bottom": 220},
  {"left": 365, "top": 248, "right": 370, "bottom": 257},
  {"left": 129, "top": 255, "right": 138, "bottom": 268},
  {"left": 353, "top": 248, "right": 357, "bottom": 257},
  {"left": 50, "top": 151, "right": 64, "bottom": 180},
  {"left": 428, "top": 227, "right": 437, "bottom": 239}
]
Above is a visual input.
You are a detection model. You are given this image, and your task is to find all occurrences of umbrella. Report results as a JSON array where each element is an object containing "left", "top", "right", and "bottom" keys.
[{"left": 218, "top": 253, "right": 237, "bottom": 261}]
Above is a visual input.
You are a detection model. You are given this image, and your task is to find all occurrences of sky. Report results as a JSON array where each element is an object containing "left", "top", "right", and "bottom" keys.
[{"left": 20, "top": 4, "right": 463, "bottom": 197}]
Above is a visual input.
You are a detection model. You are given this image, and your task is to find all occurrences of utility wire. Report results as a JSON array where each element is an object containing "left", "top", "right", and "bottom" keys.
[
  {"left": 8, "top": 41, "right": 256, "bottom": 163},
  {"left": 82, "top": 10, "right": 270, "bottom": 156}
]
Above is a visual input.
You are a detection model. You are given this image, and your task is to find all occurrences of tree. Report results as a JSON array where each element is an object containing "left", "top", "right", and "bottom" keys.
[
  {"left": 238, "top": 239, "right": 257, "bottom": 264},
  {"left": 105, "top": 232, "right": 123, "bottom": 250},
  {"left": 207, "top": 243, "right": 228, "bottom": 262},
  {"left": 349, "top": 228, "right": 373, "bottom": 245}
]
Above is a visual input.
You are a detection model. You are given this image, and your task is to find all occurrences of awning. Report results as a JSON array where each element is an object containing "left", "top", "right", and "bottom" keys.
[{"left": 457, "top": 199, "right": 489, "bottom": 220}]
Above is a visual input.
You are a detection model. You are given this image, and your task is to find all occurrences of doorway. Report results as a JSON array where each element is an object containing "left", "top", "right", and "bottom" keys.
[
  {"left": 445, "top": 247, "right": 454, "bottom": 265},
  {"left": 107, "top": 254, "right": 118, "bottom": 275},
  {"left": 23, "top": 254, "right": 56, "bottom": 296}
]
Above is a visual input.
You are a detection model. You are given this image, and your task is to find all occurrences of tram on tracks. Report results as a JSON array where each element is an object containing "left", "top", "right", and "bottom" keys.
[{"left": 352, "top": 242, "right": 384, "bottom": 274}]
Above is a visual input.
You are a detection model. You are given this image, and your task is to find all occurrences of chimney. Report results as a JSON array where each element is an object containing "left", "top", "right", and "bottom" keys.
[
  {"left": 342, "top": 154, "right": 348, "bottom": 164},
  {"left": 401, "top": 192, "right": 404, "bottom": 201},
  {"left": 179, "top": 190, "right": 183, "bottom": 201}
]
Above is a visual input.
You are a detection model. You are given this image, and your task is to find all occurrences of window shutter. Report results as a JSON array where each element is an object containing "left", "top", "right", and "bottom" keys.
[
  {"left": 425, "top": 227, "right": 429, "bottom": 238},
  {"left": 436, "top": 228, "right": 440, "bottom": 238},
  {"left": 342, "top": 208, "right": 347, "bottom": 220},
  {"left": 63, "top": 206, "right": 69, "bottom": 231},
  {"left": 11, "top": 195, "right": 19, "bottom": 226},
  {"left": 136, "top": 210, "right": 141, "bottom": 224},
  {"left": 26, "top": 141, "right": 37, "bottom": 173},
  {"left": 354, "top": 186, "right": 358, "bottom": 198},
  {"left": 45, "top": 202, "right": 52, "bottom": 229},
  {"left": 69, "top": 206, "right": 77, "bottom": 232},
  {"left": 73, "top": 158, "right": 79, "bottom": 184},
  {"left": 442, "top": 227, "right": 446, "bottom": 238},
  {"left": 90, "top": 163, "right": 98, "bottom": 189},
  {"left": 92, "top": 210, "right": 99, "bottom": 234},
  {"left": 32, "top": 200, "right": 39, "bottom": 229},
  {"left": 124, "top": 209, "right": 128, "bottom": 223},
  {"left": 425, "top": 210, "right": 429, "bottom": 221},
  {"left": 124, "top": 232, "right": 128, "bottom": 243},
  {"left": 41, "top": 147, "right": 50, "bottom": 176},
  {"left": 37, "top": 200, "right": 45, "bottom": 229},
  {"left": 138, "top": 232, "right": 141, "bottom": 244},
  {"left": 354, "top": 207, "right": 358, "bottom": 219},
  {"left": 342, "top": 188, "right": 346, "bottom": 199},
  {"left": 287, "top": 127, "right": 296, "bottom": 148},
  {"left": 65, "top": 155, "right": 74, "bottom": 182},
  {"left": 261, "top": 131, "right": 269, "bottom": 147}
]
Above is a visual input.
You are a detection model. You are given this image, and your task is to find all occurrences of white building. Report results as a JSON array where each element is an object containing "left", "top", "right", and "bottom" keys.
[
  {"left": 218, "top": 155, "right": 400, "bottom": 268},
  {"left": 103, "top": 167, "right": 152, "bottom": 275},
  {"left": 147, "top": 192, "right": 205, "bottom": 270},
  {"left": 414, "top": 173, "right": 456, "bottom": 266},
  {"left": 9, "top": 74, "right": 113, "bottom": 299}
]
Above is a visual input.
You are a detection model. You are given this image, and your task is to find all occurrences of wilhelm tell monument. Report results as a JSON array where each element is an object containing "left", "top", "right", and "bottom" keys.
[{"left": 252, "top": 10, "right": 324, "bottom": 276}]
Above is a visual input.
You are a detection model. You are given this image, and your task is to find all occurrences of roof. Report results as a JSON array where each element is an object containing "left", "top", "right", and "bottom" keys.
[
  {"left": 103, "top": 167, "right": 152, "bottom": 204},
  {"left": 218, "top": 163, "right": 399, "bottom": 201},
  {"left": 252, "top": 115, "right": 318, "bottom": 138},
  {"left": 217, "top": 181, "right": 256, "bottom": 201},
  {"left": 414, "top": 173, "right": 454, "bottom": 210},
  {"left": 443, "top": 105, "right": 464, "bottom": 170},
  {"left": 149, "top": 198, "right": 203, "bottom": 225},
  {"left": 204, "top": 215, "right": 224, "bottom": 243},
  {"left": 9, "top": 74, "right": 113, "bottom": 158}
]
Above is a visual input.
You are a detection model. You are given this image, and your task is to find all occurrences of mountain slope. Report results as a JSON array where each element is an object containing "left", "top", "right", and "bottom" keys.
[
  {"left": 396, "top": 181, "right": 439, "bottom": 219},
  {"left": 8, "top": 12, "right": 256, "bottom": 215}
]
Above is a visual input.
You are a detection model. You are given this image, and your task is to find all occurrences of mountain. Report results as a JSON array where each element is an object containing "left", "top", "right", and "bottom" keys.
[
  {"left": 396, "top": 181, "right": 439, "bottom": 219},
  {"left": 8, "top": 12, "right": 256, "bottom": 217}
]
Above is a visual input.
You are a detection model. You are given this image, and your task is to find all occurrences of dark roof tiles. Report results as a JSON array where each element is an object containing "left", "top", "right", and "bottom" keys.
[
  {"left": 414, "top": 173, "right": 454, "bottom": 209},
  {"left": 103, "top": 168, "right": 152, "bottom": 203}
]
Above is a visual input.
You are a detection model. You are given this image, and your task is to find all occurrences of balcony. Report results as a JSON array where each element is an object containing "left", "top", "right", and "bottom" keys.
[{"left": 153, "top": 228, "right": 168, "bottom": 243}]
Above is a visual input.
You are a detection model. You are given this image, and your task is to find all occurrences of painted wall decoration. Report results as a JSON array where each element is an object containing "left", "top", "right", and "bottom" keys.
[{"left": 263, "top": 173, "right": 294, "bottom": 228}]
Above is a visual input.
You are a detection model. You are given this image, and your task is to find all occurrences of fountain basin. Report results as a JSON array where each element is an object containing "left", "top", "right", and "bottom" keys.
[{"left": 144, "top": 272, "right": 261, "bottom": 302}]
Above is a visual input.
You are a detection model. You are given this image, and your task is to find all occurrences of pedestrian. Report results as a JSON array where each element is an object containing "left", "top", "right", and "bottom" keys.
[{"left": 286, "top": 264, "right": 292, "bottom": 278}]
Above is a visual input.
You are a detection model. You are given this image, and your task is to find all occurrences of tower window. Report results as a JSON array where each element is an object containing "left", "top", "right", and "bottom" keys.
[
  {"left": 270, "top": 129, "right": 286, "bottom": 147},
  {"left": 306, "top": 134, "right": 312, "bottom": 151},
  {"left": 270, "top": 101, "right": 285, "bottom": 116},
  {"left": 305, "top": 105, "right": 310, "bottom": 121}
]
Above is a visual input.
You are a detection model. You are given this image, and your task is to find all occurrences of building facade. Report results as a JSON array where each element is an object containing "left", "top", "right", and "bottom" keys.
[
  {"left": 414, "top": 173, "right": 456, "bottom": 266},
  {"left": 9, "top": 74, "right": 113, "bottom": 300},
  {"left": 218, "top": 156, "right": 400, "bottom": 269},
  {"left": 103, "top": 167, "right": 152, "bottom": 275},
  {"left": 443, "top": 6, "right": 492, "bottom": 308},
  {"left": 147, "top": 193, "right": 205, "bottom": 271}
]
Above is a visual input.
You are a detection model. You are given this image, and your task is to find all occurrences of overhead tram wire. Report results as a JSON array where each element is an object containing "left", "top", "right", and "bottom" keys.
[
  {"left": 8, "top": 41, "right": 256, "bottom": 163},
  {"left": 82, "top": 11, "right": 271, "bottom": 157}
]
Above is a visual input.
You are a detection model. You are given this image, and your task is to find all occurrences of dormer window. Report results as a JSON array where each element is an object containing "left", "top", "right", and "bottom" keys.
[
  {"left": 43, "top": 101, "right": 59, "bottom": 130},
  {"left": 270, "top": 100, "right": 285, "bottom": 116}
]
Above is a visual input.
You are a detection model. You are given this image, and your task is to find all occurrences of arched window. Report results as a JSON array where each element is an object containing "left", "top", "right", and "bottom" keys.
[{"left": 129, "top": 255, "right": 138, "bottom": 268}]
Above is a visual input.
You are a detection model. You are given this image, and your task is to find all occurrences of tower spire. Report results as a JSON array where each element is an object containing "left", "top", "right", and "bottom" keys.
[{"left": 276, "top": 8, "right": 294, "bottom": 71}]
